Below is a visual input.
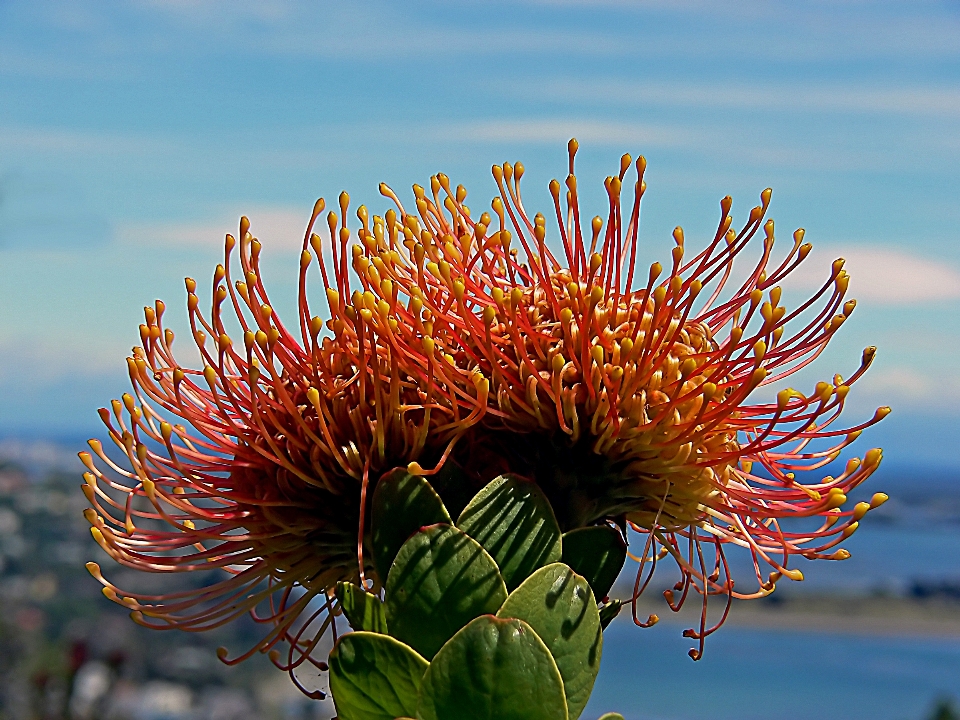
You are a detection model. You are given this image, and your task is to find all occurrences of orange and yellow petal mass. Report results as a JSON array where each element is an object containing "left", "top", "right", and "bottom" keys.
[{"left": 82, "top": 140, "right": 887, "bottom": 691}]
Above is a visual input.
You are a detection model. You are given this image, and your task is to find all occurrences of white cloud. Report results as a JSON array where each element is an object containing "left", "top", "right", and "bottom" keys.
[
  {"left": 0, "top": 335, "right": 118, "bottom": 385},
  {"left": 116, "top": 206, "right": 314, "bottom": 253},
  {"left": 126, "top": 0, "right": 638, "bottom": 60},
  {"left": 854, "top": 366, "right": 960, "bottom": 415},
  {"left": 787, "top": 245, "right": 960, "bottom": 304},
  {"left": 452, "top": 119, "right": 689, "bottom": 147},
  {"left": 514, "top": 78, "right": 960, "bottom": 120},
  {"left": 0, "top": 124, "right": 175, "bottom": 157}
]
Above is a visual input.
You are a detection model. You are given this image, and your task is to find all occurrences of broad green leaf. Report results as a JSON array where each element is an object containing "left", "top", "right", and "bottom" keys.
[
  {"left": 370, "top": 469, "right": 451, "bottom": 584},
  {"left": 598, "top": 600, "right": 623, "bottom": 629},
  {"left": 497, "top": 563, "right": 601, "bottom": 720},
  {"left": 560, "top": 525, "right": 627, "bottom": 600},
  {"left": 457, "top": 474, "right": 562, "bottom": 590},
  {"left": 328, "top": 631, "right": 428, "bottom": 720},
  {"left": 417, "top": 615, "right": 568, "bottom": 720},
  {"left": 385, "top": 524, "right": 507, "bottom": 659},
  {"left": 336, "top": 581, "right": 388, "bottom": 634},
  {"left": 597, "top": 714, "right": 625, "bottom": 720}
]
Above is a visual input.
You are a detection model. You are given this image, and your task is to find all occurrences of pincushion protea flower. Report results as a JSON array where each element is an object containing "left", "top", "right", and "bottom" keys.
[{"left": 82, "top": 140, "right": 887, "bottom": 693}]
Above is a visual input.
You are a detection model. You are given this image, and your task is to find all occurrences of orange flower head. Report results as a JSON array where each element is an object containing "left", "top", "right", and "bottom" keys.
[{"left": 82, "top": 141, "right": 887, "bottom": 690}]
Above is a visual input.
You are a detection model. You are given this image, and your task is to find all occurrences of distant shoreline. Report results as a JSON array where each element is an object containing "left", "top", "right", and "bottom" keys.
[{"left": 620, "top": 593, "right": 960, "bottom": 638}]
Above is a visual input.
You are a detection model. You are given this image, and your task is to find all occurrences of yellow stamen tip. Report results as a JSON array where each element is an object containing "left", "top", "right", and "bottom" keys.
[{"left": 870, "top": 492, "right": 889, "bottom": 509}]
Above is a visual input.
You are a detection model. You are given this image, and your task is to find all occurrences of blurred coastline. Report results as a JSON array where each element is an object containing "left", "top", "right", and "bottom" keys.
[{"left": 0, "top": 437, "right": 957, "bottom": 720}]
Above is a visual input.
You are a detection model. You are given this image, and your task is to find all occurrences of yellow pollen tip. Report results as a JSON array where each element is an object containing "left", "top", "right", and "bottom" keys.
[
  {"left": 777, "top": 388, "right": 791, "bottom": 410},
  {"left": 701, "top": 382, "right": 717, "bottom": 401},
  {"left": 591, "top": 345, "right": 605, "bottom": 364},
  {"left": 853, "top": 501, "right": 871, "bottom": 521},
  {"left": 842, "top": 521, "right": 860, "bottom": 538},
  {"left": 407, "top": 462, "right": 425, "bottom": 476},
  {"left": 783, "top": 569, "right": 804, "bottom": 582},
  {"left": 870, "top": 492, "right": 889, "bottom": 509},
  {"left": 827, "top": 489, "right": 847, "bottom": 509},
  {"left": 203, "top": 366, "right": 217, "bottom": 387},
  {"left": 864, "top": 448, "right": 883, "bottom": 467}
]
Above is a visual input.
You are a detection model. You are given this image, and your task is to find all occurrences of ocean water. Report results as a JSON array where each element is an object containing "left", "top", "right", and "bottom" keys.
[
  {"left": 585, "top": 620, "right": 960, "bottom": 720},
  {"left": 720, "top": 523, "right": 960, "bottom": 594},
  {"left": 588, "top": 460, "right": 960, "bottom": 720}
]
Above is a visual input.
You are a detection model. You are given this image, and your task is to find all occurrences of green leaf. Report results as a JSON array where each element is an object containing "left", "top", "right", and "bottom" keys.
[
  {"left": 336, "top": 581, "right": 388, "bottom": 634},
  {"left": 457, "top": 474, "right": 562, "bottom": 591},
  {"left": 385, "top": 524, "right": 507, "bottom": 660},
  {"left": 598, "top": 600, "right": 622, "bottom": 630},
  {"left": 596, "top": 714, "right": 625, "bottom": 720},
  {"left": 497, "top": 563, "right": 601, "bottom": 720},
  {"left": 417, "top": 615, "right": 569, "bottom": 720},
  {"left": 328, "top": 631, "right": 428, "bottom": 720},
  {"left": 371, "top": 469, "right": 451, "bottom": 584},
  {"left": 560, "top": 525, "right": 627, "bottom": 601}
]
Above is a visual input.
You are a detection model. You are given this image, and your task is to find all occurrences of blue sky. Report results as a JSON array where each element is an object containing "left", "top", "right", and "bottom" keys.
[{"left": 1, "top": 0, "right": 959, "bottom": 467}]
